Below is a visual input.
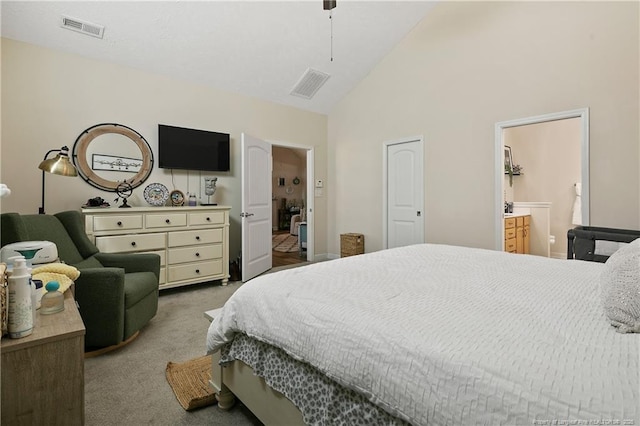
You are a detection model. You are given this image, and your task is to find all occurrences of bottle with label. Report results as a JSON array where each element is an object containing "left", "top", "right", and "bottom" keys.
[{"left": 7, "top": 256, "right": 33, "bottom": 338}]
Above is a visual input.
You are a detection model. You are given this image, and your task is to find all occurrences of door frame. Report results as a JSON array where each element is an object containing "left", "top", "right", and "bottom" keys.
[
  {"left": 382, "top": 135, "right": 425, "bottom": 249},
  {"left": 269, "top": 140, "right": 315, "bottom": 262},
  {"left": 494, "top": 108, "right": 590, "bottom": 251}
]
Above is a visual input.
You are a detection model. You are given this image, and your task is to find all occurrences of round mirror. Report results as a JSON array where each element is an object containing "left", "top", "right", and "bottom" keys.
[{"left": 72, "top": 123, "right": 154, "bottom": 192}]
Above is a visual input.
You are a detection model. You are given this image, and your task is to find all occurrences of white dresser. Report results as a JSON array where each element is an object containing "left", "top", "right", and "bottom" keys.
[{"left": 82, "top": 206, "right": 230, "bottom": 289}]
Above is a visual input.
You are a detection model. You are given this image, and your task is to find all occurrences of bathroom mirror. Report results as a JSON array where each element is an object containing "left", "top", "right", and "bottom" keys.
[{"left": 72, "top": 123, "right": 154, "bottom": 192}]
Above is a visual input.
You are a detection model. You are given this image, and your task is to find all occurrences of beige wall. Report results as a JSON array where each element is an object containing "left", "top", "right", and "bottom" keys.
[
  {"left": 0, "top": 38, "right": 328, "bottom": 259},
  {"left": 328, "top": 1, "right": 639, "bottom": 254},
  {"left": 506, "top": 118, "right": 582, "bottom": 258}
]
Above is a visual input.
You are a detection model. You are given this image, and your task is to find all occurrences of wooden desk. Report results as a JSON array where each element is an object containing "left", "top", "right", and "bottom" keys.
[{"left": 1, "top": 290, "right": 85, "bottom": 425}]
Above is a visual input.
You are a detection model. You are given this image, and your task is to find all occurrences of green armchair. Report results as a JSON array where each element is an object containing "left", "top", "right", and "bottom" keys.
[{"left": 1, "top": 210, "right": 160, "bottom": 351}]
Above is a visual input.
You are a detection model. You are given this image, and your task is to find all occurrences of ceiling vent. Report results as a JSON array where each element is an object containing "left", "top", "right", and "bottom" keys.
[
  {"left": 290, "top": 68, "right": 330, "bottom": 99},
  {"left": 60, "top": 15, "right": 105, "bottom": 39}
]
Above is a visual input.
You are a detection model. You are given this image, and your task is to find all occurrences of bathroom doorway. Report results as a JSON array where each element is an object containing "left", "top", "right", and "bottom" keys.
[{"left": 495, "top": 108, "right": 590, "bottom": 258}]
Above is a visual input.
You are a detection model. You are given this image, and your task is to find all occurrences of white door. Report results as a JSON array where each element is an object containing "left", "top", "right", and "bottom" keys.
[
  {"left": 384, "top": 137, "right": 424, "bottom": 249},
  {"left": 241, "top": 133, "right": 272, "bottom": 281}
]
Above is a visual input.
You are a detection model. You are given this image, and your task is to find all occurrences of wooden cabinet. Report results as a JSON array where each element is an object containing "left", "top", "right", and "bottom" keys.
[
  {"left": 1, "top": 290, "right": 85, "bottom": 425},
  {"left": 83, "top": 206, "right": 230, "bottom": 289},
  {"left": 505, "top": 215, "right": 530, "bottom": 254}
]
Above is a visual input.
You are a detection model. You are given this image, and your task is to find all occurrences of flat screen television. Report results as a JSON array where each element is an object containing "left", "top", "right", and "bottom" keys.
[{"left": 158, "top": 124, "right": 230, "bottom": 171}]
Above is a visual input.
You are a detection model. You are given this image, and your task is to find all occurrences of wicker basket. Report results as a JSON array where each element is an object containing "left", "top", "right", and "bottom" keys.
[{"left": 340, "top": 233, "right": 364, "bottom": 257}]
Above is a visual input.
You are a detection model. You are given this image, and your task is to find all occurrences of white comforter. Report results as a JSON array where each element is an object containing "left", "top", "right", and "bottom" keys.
[{"left": 207, "top": 244, "right": 639, "bottom": 425}]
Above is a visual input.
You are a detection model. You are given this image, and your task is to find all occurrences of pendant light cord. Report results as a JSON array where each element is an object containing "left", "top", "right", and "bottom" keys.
[{"left": 330, "top": 9, "right": 333, "bottom": 62}]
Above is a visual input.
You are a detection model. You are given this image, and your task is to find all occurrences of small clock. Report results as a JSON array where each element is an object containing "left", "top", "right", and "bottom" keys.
[{"left": 169, "top": 190, "right": 185, "bottom": 207}]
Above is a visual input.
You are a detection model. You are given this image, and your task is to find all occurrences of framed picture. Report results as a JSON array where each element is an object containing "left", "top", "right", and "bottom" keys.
[
  {"left": 92, "top": 154, "right": 143, "bottom": 173},
  {"left": 504, "top": 145, "right": 513, "bottom": 172}
]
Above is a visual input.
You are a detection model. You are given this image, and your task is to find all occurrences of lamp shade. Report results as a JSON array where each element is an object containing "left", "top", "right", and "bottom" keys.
[{"left": 38, "top": 146, "right": 78, "bottom": 177}]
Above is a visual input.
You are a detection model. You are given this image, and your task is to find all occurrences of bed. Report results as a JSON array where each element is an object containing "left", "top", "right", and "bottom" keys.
[{"left": 207, "top": 242, "right": 639, "bottom": 425}]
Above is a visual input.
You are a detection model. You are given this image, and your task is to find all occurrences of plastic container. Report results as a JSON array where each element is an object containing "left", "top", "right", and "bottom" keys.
[
  {"left": 40, "top": 281, "right": 64, "bottom": 315},
  {"left": 7, "top": 256, "right": 33, "bottom": 338}
]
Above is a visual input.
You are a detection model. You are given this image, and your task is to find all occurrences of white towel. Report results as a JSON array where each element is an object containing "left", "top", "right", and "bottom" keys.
[{"left": 572, "top": 183, "right": 582, "bottom": 225}]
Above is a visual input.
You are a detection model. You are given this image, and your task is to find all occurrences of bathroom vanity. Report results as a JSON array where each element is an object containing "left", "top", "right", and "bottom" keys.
[{"left": 504, "top": 214, "right": 530, "bottom": 254}]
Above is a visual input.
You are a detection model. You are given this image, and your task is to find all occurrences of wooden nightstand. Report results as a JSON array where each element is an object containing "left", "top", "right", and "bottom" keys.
[{"left": 1, "top": 290, "right": 85, "bottom": 425}]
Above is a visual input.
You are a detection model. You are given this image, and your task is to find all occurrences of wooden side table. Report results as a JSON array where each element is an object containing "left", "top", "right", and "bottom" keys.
[{"left": 1, "top": 290, "right": 86, "bottom": 425}]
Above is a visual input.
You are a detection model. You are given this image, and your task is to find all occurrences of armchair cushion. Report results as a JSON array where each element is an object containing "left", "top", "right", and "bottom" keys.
[{"left": 290, "top": 214, "right": 302, "bottom": 235}]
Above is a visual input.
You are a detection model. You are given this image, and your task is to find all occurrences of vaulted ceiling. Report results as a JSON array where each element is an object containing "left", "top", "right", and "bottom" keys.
[{"left": 1, "top": 1, "right": 437, "bottom": 114}]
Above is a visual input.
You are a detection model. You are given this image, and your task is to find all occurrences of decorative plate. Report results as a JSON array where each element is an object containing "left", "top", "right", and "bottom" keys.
[{"left": 143, "top": 183, "right": 169, "bottom": 206}]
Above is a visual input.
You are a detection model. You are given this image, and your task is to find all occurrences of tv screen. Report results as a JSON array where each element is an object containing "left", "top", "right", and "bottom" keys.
[{"left": 158, "top": 124, "right": 230, "bottom": 172}]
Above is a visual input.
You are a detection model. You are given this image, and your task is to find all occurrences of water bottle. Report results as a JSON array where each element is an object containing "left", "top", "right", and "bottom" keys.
[{"left": 7, "top": 256, "right": 33, "bottom": 338}]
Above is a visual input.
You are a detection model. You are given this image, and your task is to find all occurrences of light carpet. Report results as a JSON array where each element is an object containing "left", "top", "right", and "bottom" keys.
[
  {"left": 272, "top": 233, "right": 298, "bottom": 253},
  {"left": 84, "top": 281, "right": 261, "bottom": 425}
]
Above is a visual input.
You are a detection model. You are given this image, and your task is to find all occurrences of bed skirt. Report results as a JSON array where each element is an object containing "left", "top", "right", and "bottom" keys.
[{"left": 219, "top": 333, "right": 408, "bottom": 426}]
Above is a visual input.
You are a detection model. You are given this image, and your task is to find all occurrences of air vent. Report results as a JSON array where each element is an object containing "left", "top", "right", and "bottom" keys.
[
  {"left": 61, "top": 15, "right": 104, "bottom": 39},
  {"left": 290, "top": 68, "right": 330, "bottom": 99}
]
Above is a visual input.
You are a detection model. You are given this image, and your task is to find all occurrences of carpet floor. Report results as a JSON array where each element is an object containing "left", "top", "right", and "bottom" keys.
[{"left": 84, "top": 280, "right": 262, "bottom": 425}]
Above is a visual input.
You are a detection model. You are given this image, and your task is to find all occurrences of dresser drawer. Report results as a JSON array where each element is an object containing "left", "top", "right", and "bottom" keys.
[
  {"left": 146, "top": 213, "right": 188, "bottom": 229},
  {"left": 505, "top": 228, "right": 516, "bottom": 240},
  {"left": 168, "top": 259, "right": 223, "bottom": 282},
  {"left": 505, "top": 238, "right": 517, "bottom": 253},
  {"left": 168, "top": 229, "right": 222, "bottom": 247},
  {"left": 159, "top": 267, "right": 166, "bottom": 285},
  {"left": 96, "top": 233, "right": 166, "bottom": 253},
  {"left": 189, "top": 211, "right": 226, "bottom": 226},
  {"left": 93, "top": 215, "right": 143, "bottom": 232},
  {"left": 505, "top": 218, "right": 516, "bottom": 229},
  {"left": 168, "top": 244, "right": 222, "bottom": 265}
]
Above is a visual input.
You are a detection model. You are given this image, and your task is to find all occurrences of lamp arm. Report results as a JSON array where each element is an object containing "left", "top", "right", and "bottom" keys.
[{"left": 39, "top": 149, "right": 61, "bottom": 215}]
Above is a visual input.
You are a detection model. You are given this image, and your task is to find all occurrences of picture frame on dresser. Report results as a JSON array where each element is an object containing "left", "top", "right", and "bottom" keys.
[{"left": 82, "top": 206, "right": 231, "bottom": 289}]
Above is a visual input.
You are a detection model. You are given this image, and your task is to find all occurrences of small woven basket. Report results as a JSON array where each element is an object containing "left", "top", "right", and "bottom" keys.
[{"left": 340, "top": 233, "right": 364, "bottom": 257}]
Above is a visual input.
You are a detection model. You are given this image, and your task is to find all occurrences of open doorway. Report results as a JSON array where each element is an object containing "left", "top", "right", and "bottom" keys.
[
  {"left": 272, "top": 146, "right": 309, "bottom": 268},
  {"left": 495, "top": 108, "right": 590, "bottom": 257}
]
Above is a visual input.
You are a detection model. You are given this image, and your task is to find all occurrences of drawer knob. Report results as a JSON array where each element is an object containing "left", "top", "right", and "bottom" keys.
[
  {"left": 131, "top": 242, "right": 137, "bottom": 247},
  {"left": 195, "top": 236, "right": 200, "bottom": 240},
  {"left": 117, "top": 221, "right": 123, "bottom": 226},
  {"left": 165, "top": 219, "right": 171, "bottom": 224},
  {"left": 195, "top": 252, "right": 200, "bottom": 257},
  {"left": 206, "top": 217, "right": 211, "bottom": 221},
  {"left": 195, "top": 269, "right": 200, "bottom": 274}
]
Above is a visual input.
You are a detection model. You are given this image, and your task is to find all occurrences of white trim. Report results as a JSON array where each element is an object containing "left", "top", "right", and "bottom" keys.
[
  {"left": 494, "top": 108, "right": 589, "bottom": 251},
  {"left": 382, "top": 135, "right": 425, "bottom": 249}
]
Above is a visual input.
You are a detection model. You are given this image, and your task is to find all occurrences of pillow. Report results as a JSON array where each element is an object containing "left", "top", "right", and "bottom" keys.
[{"left": 600, "top": 238, "right": 640, "bottom": 333}]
